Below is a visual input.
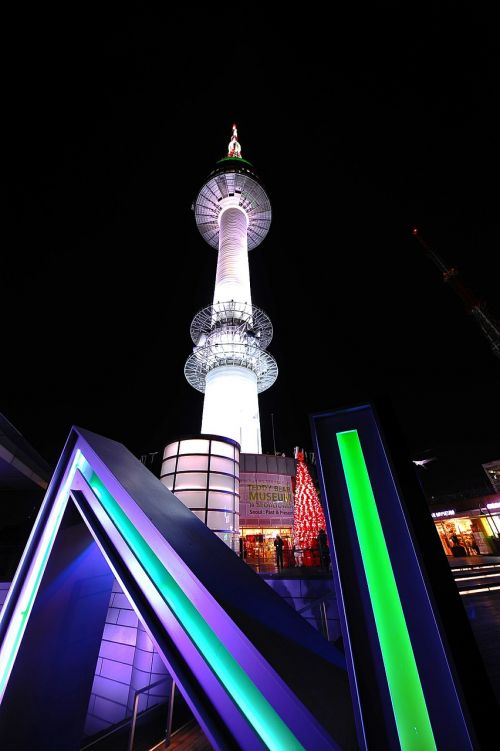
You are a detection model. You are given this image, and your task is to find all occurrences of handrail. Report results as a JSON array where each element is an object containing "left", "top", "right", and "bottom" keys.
[
  {"left": 80, "top": 678, "right": 171, "bottom": 751},
  {"left": 296, "top": 591, "right": 334, "bottom": 641},
  {"left": 127, "top": 676, "right": 173, "bottom": 751}
]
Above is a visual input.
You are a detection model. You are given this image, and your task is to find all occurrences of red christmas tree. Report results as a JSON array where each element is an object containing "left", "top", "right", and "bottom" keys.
[{"left": 293, "top": 451, "right": 326, "bottom": 549}]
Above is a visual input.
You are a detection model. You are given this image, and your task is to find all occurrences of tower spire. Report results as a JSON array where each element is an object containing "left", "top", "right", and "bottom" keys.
[{"left": 228, "top": 123, "right": 242, "bottom": 158}]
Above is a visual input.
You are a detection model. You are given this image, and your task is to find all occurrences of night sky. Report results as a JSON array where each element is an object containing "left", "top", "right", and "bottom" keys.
[{"left": 2, "top": 6, "right": 500, "bottom": 498}]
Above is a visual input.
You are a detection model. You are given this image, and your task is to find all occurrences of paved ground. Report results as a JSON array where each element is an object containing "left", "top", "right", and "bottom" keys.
[
  {"left": 252, "top": 555, "right": 500, "bottom": 579},
  {"left": 150, "top": 721, "right": 211, "bottom": 751},
  {"left": 449, "top": 555, "right": 500, "bottom": 705},
  {"left": 448, "top": 554, "right": 500, "bottom": 569}
]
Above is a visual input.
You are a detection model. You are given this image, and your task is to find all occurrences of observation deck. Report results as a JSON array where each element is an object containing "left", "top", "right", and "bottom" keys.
[{"left": 192, "top": 156, "right": 272, "bottom": 251}]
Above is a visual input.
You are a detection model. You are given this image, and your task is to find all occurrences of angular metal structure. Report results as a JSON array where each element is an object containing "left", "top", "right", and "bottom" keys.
[
  {"left": 311, "top": 403, "right": 498, "bottom": 751},
  {"left": 0, "top": 427, "right": 357, "bottom": 750}
]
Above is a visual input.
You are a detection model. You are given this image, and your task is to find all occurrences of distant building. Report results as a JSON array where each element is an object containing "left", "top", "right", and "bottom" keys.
[
  {"left": 430, "top": 491, "right": 500, "bottom": 556},
  {"left": 482, "top": 459, "right": 500, "bottom": 493}
]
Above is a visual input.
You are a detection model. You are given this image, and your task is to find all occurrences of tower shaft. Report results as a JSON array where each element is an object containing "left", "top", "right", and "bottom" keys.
[
  {"left": 201, "top": 199, "right": 261, "bottom": 451},
  {"left": 214, "top": 203, "right": 251, "bottom": 306},
  {"left": 186, "top": 127, "right": 277, "bottom": 455}
]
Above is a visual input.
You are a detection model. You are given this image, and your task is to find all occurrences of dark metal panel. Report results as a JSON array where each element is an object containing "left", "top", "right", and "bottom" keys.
[{"left": 311, "top": 402, "right": 498, "bottom": 750}]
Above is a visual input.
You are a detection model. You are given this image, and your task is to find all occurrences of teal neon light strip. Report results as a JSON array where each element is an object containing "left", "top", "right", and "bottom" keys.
[
  {"left": 336, "top": 430, "right": 436, "bottom": 751},
  {"left": 89, "top": 473, "right": 304, "bottom": 751}
]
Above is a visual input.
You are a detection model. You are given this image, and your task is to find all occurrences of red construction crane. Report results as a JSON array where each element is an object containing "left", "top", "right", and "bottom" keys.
[{"left": 412, "top": 228, "right": 500, "bottom": 360}]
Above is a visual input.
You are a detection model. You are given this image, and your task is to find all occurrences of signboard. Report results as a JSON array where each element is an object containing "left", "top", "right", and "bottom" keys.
[{"left": 240, "top": 472, "right": 293, "bottom": 521}]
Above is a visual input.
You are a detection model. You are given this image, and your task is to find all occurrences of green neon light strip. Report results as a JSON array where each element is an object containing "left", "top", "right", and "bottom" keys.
[
  {"left": 0, "top": 452, "right": 85, "bottom": 701},
  {"left": 336, "top": 431, "right": 436, "bottom": 751},
  {"left": 89, "top": 473, "right": 304, "bottom": 751}
]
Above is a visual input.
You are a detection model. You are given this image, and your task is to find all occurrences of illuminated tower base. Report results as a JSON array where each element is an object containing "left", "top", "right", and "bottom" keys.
[{"left": 202, "top": 365, "right": 261, "bottom": 453}]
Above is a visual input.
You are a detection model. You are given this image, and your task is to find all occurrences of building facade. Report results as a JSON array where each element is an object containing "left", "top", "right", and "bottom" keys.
[
  {"left": 431, "top": 493, "right": 500, "bottom": 556},
  {"left": 239, "top": 453, "right": 296, "bottom": 566}
]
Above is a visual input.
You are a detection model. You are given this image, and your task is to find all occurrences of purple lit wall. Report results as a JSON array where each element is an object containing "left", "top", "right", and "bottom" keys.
[
  {"left": 2, "top": 569, "right": 340, "bottom": 740},
  {"left": 0, "top": 578, "right": 171, "bottom": 738},
  {"left": 84, "top": 579, "right": 170, "bottom": 737}
]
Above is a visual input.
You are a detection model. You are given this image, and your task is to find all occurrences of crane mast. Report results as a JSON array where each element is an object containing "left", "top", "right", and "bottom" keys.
[{"left": 412, "top": 228, "right": 500, "bottom": 360}]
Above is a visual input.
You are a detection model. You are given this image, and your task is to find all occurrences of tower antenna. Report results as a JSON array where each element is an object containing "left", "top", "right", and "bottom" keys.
[
  {"left": 412, "top": 228, "right": 500, "bottom": 360},
  {"left": 228, "top": 123, "right": 242, "bottom": 158}
]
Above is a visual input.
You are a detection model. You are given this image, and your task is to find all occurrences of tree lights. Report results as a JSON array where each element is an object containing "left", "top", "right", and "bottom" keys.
[{"left": 293, "top": 452, "right": 326, "bottom": 551}]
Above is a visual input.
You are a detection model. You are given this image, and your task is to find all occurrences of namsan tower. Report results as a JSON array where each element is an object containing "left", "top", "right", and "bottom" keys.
[
  {"left": 185, "top": 124, "right": 278, "bottom": 453},
  {"left": 161, "top": 126, "right": 279, "bottom": 551}
]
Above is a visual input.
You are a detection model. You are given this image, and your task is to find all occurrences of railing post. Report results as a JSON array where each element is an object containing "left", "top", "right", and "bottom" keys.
[
  {"left": 127, "top": 691, "right": 141, "bottom": 751},
  {"left": 127, "top": 676, "right": 169, "bottom": 751},
  {"left": 320, "top": 600, "right": 329, "bottom": 640},
  {"left": 165, "top": 680, "right": 176, "bottom": 747}
]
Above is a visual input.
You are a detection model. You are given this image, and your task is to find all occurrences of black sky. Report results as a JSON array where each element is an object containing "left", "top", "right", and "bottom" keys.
[{"left": 2, "top": 5, "right": 500, "bottom": 497}]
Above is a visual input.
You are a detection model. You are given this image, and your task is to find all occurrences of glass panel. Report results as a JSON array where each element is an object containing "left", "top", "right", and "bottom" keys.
[
  {"left": 161, "top": 457, "right": 177, "bottom": 475},
  {"left": 208, "top": 491, "right": 235, "bottom": 511},
  {"left": 207, "top": 510, "right": 234, "bottom": 530},
  {"left": 178, "top": 439, "right": 209, "bottom": 455},
  {"left": 209, "top": 456, "right": 235, "bottom": 475},
  {"left": 163, "top": 442, "right": 178, "bottom": 460},
  {"left": 209, "top": 473, "right": 234, "bottom": 492},
  {"left": 211, "top": 440, "right": 234, "bottom": 459},
  {"left": 175, "top": 490, "right": 207, "bottom": 508},
  {"left": 214, "top": 531, "right": 233, "bottom": 545},
  {"left": 174, "top": 472, "right": 209, "bottom": 491},
  {"left": 177, "top": 455, "right": 209, "bottom": 472}
]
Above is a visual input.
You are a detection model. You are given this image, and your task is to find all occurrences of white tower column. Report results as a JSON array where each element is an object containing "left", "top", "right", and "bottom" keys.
[
  {"left": 200, "top": 198, "right": 262, "bottom": 452},
  {"left": 202, "top": 365, "right": 261, "bottom": 453},
  {"left": 213, "top": 204, "right": 251, "bottom": 306}
]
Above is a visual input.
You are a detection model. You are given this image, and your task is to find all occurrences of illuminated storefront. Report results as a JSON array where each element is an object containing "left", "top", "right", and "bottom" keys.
[
  {"left": 241, "top": 528, "right": 295, "bottom": 567},
  {"left": 239, "top": 453, "right": 296, "bottom": 566},
  {"left": 431, "top": 498, "right": 500, "bottom": 556}
]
